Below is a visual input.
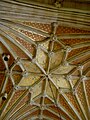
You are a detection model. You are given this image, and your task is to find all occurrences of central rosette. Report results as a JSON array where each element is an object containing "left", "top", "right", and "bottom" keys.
[{"left": 17, "top": 39, "right": 74, "bottom": 91}]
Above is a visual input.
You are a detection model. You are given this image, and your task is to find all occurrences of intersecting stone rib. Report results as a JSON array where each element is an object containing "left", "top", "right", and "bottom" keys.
[
  {"left": 0, "top": 0, "right": 90, "bottom": 29},
  {"left": 0, "top": 90, "right": 15, "bottom": 118},
  {"left": 57, "top": 34, "right": 90, "bottom": 39},
  {"left": 0, "top": 28, "right": 33, "bottom": 59},
  {"left": 61, "top": 93, "right": 82, "bottom": 120},
  {"left": 46, "top": 107, "right": 66, "bottom": 120},
  {"left": 82, "top": 80, "right": 90, "bottom": 119},
  {"left": 17, "top": 107, "right": 39, "bottom": 120},
  {"left": 71, "top": 42, "right": 90, "bottom": 50},
  {"left": 2, "top": 90, "right": 29, "bottom": 120},
  {"left": 46, "top": 95, "right": 74, "bottom": 120},
  {"left": 0, "top": 19, "right": 50, "bottom": 37},
  {"left": 0, "top": 76, "right": 8, "bottom": 103},
  {"left": 75, "top": 93, "right": 88, "bottom": 120},
  {"left": 39, "top": 79, "right": 47, "bottom": 118},
  {"left": 68, "top": 50, "right": 90, "bottom": 63},
  {"left": 9, "top": 104, "right": 30, "bottom": 120},
  {"left": 0, "top": 36, "right": 17, "bottom": 59}
]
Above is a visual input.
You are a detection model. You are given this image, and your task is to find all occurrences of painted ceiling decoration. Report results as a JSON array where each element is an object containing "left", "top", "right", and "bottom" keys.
[{"left": 0, "top": 0, "right": 90, "bottom": 120}]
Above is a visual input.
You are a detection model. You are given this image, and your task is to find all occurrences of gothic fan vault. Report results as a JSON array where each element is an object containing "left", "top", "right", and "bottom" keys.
[{"left": 0, "top": 0, "right": 90, "bottom": 120}]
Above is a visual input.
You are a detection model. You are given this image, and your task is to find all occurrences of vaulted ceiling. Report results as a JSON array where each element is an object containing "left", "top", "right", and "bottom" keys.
[{"left": 0, "top": 0, "right": 90, "bottom": 120}]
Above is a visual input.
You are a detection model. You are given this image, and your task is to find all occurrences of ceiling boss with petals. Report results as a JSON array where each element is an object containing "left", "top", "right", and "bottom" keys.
[{"left": 0, "top": 0, "right": 90, "bottom": 120}]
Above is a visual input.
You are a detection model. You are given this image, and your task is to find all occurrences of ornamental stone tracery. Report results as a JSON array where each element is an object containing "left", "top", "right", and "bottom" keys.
[{"left": 0, "top": 0, "right": 90, "bottom": 120}]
